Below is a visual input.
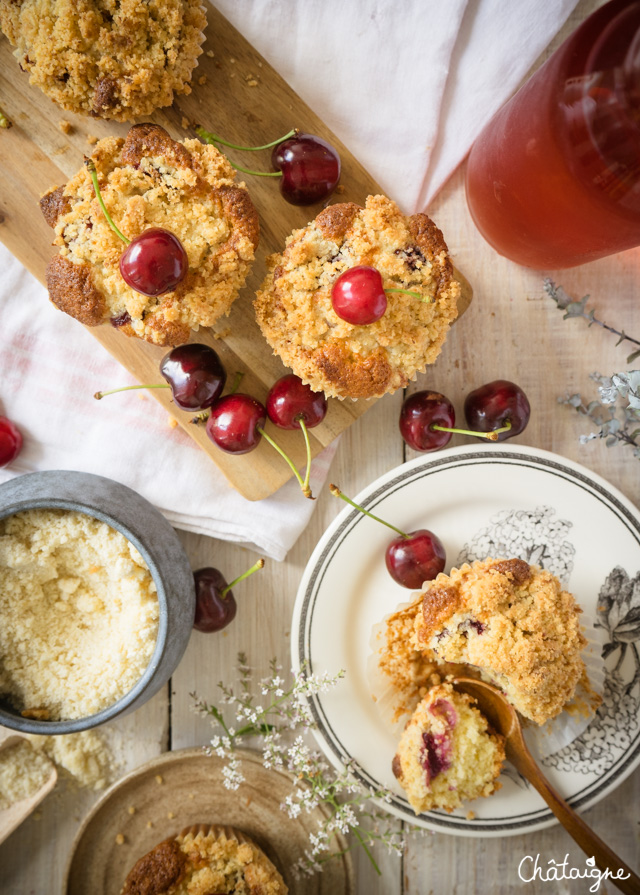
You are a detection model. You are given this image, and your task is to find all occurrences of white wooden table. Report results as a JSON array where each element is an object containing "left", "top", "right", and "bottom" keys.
[{"left": 2, "top": 2, "right": 639, "bottom": 892}]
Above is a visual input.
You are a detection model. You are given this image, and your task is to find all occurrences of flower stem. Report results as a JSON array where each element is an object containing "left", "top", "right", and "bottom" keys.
[
  {"left": 258, "top": 428, "right": 314, "bottom": 498},
  {"left": 85, "top": 158, "right": 130, "bottom": 245},
  {"left": 352, "top": 827, "right": 382, "bottom": 876},
  {"left": 94, "top": 383, "right": 168, "bottom": 400},
  {"left": 431, "top": 420, "right": 512, "bottom": 441},
  {"left": 195, "top": 125, "right": 296, "bottom": 152},
  {"left": 329, "top": 484, "right": 408, "bottom": 538},
  {"left": 220, "top": 558, "right": 265, "bottom": 598}
]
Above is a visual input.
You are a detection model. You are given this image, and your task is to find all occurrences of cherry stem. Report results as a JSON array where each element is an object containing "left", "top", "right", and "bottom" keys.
[
  {"left": 226, "top": 160, "right": 282, "bottom": 178},
  {"left": 220, "top": 558, "right": 265, "bottom": 598},
  {"left": 329, "top": 484, "right": 408, "bottom": 539},
  {"left": 385, "top": 287, "right": 430, "bottom": 303},
  {"left": 0, "top": 106, "right": 12, "bottom": 129},
  {"left": 228, "top": 371, "right": 244, "bottom": 395},
  {"left": 85, "top": 158, "right": 130, "bottom": 245},
  {"left": 431, "top": 420, "right": 512, "bottom": 442},
  {"left": 195, "top": 125, "right": 296, "bottom": 152},
  {"left": 94, "top": 383, "right": 168, "bottom": 400},
  {"left": 258, "top": 428, "right": 314, "bottom": 499},
  {"left": 298, "top": 417, "right": 313, "bottom": 497}
]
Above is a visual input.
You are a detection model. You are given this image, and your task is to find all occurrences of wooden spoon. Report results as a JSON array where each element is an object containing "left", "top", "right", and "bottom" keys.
[
  {"left": 0, "top": 730, "right": 57, "bottom": 845},
  {"left": 454, "top": 677, "right": 640, "bottom": 895}
]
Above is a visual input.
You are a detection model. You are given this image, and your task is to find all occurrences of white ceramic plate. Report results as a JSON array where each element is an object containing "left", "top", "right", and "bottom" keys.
[{"left": 291, "top": 445, "right": 640, "bottom": 836}]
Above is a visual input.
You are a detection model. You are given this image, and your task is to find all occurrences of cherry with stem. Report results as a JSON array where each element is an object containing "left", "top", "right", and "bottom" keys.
[
  {"left": 464, "top": 380, "right": 531, "bottom": 442},
  {"left": 196, "top": 126, "right": 341, "bottom": 205},
  {"left": 331, "top": 266, "right": 430, "bottom": 325},
  {"left": 85, "top": 159, "right": 188, "bottom": 297},
  {"left": 94, "top": 344, "right": 226, "bottom": 411},
  {"left": 330, "top": 484, "right": 445, "bottom": 589},
  {"left": 399, "top": 391, "right": 511, "bottom": 453},
  {"left": 193, "top": 558, "right": 265, "bottom": 633},
  {"left": 206, "top": 393, "right": 317, "bottom": 499},
  {"left": 0, "top": 416, "right": 23, "bottom": 467}
]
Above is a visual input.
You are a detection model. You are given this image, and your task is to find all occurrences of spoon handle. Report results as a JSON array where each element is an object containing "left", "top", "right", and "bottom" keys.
[{"left": 512, "top": 748, "right": 640, "bottom": 895}]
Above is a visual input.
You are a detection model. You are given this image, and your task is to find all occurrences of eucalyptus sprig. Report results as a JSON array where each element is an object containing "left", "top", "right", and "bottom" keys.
[
  {"left": 193, "top": 653, "right": 421, "bottom": 877},
  {"left": 561, "top": 372, "right": 640, "bottom": 458},
  {"left": 543, "top": 278, "right": 640, "bottom": 364}
]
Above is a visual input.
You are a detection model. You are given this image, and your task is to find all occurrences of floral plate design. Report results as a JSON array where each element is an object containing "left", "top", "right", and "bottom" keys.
[{"left": 291, "top": 445, "right": 640, "bottom": 836}]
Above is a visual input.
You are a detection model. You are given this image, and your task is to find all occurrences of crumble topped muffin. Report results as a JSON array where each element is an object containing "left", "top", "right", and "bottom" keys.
[
  {"left": 40, "top": 124, "right": 259, "bottom": 346},
  {"left": 414, "top": 559, "right": 587, "bottom": 725},
  {"left": 392, "top": 682, "right": 505, "bottom": 814},
  {"left": 121, "top": 824, "right": 287, "bottom": 895},
  {"left": 0, "top": 0, "right": 206, "bottom": 120},
  {"left": 254, "top": 195, "right": 460, "bottom": 399}
]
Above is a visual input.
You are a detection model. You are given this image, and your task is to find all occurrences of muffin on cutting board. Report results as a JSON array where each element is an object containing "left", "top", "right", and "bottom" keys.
[
  {"left": 40, "top": 123, "right": 259, "bottom": 347},
  {"left": 0, "top": 0, "right": 206, "bottom": 120},
  {"left": 254, "top": 194, "right": 460, "bottom": 400}
]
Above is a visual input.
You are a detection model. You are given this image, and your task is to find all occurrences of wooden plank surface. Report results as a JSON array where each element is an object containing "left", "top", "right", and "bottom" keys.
[
  {"left": 0, "top": 5, "right": 470, "bottom": 501},
  {"left": 2, "top": 1, "right": 639, "bottom": 894}
]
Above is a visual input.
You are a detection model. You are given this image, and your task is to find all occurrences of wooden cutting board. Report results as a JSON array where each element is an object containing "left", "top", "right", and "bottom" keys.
[{"left": 0, "top": 6, "right": 471, "bottom": 500}]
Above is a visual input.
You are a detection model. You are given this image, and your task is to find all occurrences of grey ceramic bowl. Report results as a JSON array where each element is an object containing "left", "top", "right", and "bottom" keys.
[{"left": 0, "top": 470, "right": 195, "bottom": 735}]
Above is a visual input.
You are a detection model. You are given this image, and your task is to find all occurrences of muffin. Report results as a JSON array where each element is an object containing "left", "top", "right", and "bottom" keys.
[
  {"left": 254, "top": 195, "right": 460, "bottom": 399},
  {"left": 0, "top": 0, "right": 206, "bottom": 120},
  {"left": 40, "top": 124, "right": 259, "bottom": 347},
  {"left": 392, "top": 682, "right": 505, "bottom": 814},
  {"left": 414, "top": 559, "right": 587, "bottom": 725},
  {"left": 121, "top": 824, "right": 287, "bottom": 895}
]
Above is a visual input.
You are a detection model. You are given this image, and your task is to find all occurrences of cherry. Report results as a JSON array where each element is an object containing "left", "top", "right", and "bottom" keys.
[
  {"left": 464, "top": 380, "right": 530, "bottom": 441},
  {"left": 0, "top": 416, "right": 23, "bottom": 467},
  {"left": 206, "top": 393, "right": 266, "bottom": 455},
  {"left": 332, "top": 267, "right": 387, "bottom": 325},
  {"left": 193, "top": 559, "right": 265, "bottom": 633},
  {"left": 400, "top": 392, "right": 455, "bottom": 452},
  {"left": 206, "top": 387, "right": 317, "bottom": 498},
  {"left": 331, "top": 266, "right": 428, "bottom": 325},
  {"left": 399, "top": 390, "right": 510, "bottom": 451},
  {"left": 159, "top": 344, "right": 226, "bottom": 410},
  {"left": 85, "top": 158, "right": 188, "bottom": 297},
  {"left": 330, "top": 485, "right": 446, "bottom": 589},
  {"left": 195, "top": 126, "right": 341, "bottom": 206},
  {"left": 271, "top": 133, "right": 341, "bottom": 205},
  {"left": 95, "top": 343, "right": 226, "bottom": 411},
  {"left": 386, "top": 529, "right": 446, "bottom": 589},
  {"left": 266, "top": 375, "right": 327, "bottom": 430},
  {"left": 119, "top": 228, "right": 188, "bottom": 297}
]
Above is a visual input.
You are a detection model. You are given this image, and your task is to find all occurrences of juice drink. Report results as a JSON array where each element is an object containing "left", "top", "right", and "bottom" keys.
[{"left": 465, "top": 0, "right": 640, "bottom": 269}]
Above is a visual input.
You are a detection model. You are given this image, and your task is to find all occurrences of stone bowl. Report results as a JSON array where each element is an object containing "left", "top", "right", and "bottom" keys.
[{"left": 0, "top": 470, "right": 195, "bottom": 734}]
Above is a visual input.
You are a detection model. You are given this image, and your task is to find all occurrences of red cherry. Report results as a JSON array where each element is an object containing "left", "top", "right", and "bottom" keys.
[
  {"left": 271, "top": 133, "right": 340, "bottom": 205},
  {"left": 399, "top": 392, "right": 455, "bottom": 452},
  {"left": 206, "top": 394, "right": 266, "bottom": 454},
  {"left": 385, "top": 529, "right": 446, "bottom": 589},
  {"left": 331, "top": 266, "right": 387, "bottom": 325},
  {"left": 119, "top": 227, "right": 188, "bottom": 297},
  {"left": 160, "top": 344, "right": 226, "bottom": 411},
  {"left": 0, "top": 417, "right": 22, "bottom": 467},
  {"left": 193, "top": 567, "right": 237, "bottom": 632},
  {"left": 266, "top": 374, "right": 327, "bottom": 430},
  {"left": 464, "top": 380, "right": 531, "bottom": 441}
]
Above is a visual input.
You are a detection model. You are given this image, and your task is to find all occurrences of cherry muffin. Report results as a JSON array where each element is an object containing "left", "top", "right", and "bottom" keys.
[
  {"left": 0, "top": 0, "right": 206, "bottom": 120},
  {"left": 414, "top": 559, "right": 587, "bottom": 725},
  {"left": 392, "top": 682, "right": 505, "bottom": 814},
  {"left": 120, "top": 824, "right": 287, "bottom": 895},
  {"left": 40, "top": 124, "right": 259, "bottom": 347},
  {"left": 254, "top": 195, "right": 460, "bottom": 399}
]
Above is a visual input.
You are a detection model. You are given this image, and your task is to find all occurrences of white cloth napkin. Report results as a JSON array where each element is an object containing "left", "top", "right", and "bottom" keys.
[
  {"left": 211, "top": 0, "right": 578, "bottom": 211},
  {"left": 0, "top": 0, "right": 578, "bottom": 559}
]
